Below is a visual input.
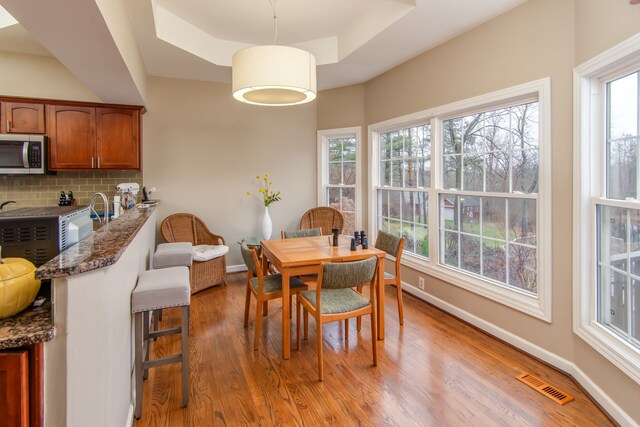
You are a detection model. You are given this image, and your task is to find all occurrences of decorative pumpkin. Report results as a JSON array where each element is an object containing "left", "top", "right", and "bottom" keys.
[{"left": 0, "top": 256, "right": 41, "bottom": 319}]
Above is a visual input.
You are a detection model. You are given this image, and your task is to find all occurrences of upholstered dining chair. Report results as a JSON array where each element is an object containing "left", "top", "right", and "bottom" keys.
[
  {"left": 240, "top": 242, "right": 308, "bottom": 351},
  {"left": 296, "top": 257, "right": 378, "bottom": 381},
  {"left": 281, "top": 228, "right": 322, "bottom": 239},
  {"left": 161, "top": 213, "right": 228, "bottom": 294},
  {"left": 299, "top": 207, "right": 344, "bottom": 235},
  {"left": 375, "top": 230, "right": 406, "bottom": 325}
]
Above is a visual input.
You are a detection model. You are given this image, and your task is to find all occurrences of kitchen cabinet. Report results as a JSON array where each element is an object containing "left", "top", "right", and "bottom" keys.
[
  {"left": 0, "top": 349, "right": 29, "bottom": 427},
  {"left": 1, "top": 102, "right": 46, "bottom": 134},
  {"left": 48, "top": 105, "right": 141, "bottom": 170},
  {"left": 47, "top": 105, "right": 95, "bottom": 170}
]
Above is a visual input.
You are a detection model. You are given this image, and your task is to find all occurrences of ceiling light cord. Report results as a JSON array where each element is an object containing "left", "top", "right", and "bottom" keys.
[{"left": 268, "top": 0, "right": 277, "bottom": 45}]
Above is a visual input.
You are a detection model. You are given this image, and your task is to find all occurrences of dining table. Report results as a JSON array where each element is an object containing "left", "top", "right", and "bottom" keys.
[{"left": 260, "top": 234, "right": 387, "bottom": 360}]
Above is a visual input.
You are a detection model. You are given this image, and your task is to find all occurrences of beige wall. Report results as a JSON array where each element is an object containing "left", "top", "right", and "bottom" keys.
[
  {"left": 143, "top": 76, "right": 317, "bottom": 266},
  {"left": 0, "top": 51, "right": 100, "bottom": 102},
  {"left": 317, "top": 0, "right": 640, "bottom": 421}
]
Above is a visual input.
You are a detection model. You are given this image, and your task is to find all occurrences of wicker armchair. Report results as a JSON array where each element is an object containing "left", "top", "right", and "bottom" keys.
[
  {"left": 299, "top": 207, "right": 344, "bottom": 235},
  {"left": 161, "top": 213, "right": 227, "bottom": 294}
]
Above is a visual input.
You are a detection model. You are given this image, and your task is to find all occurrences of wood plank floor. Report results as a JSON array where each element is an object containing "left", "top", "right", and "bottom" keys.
[{"left": 136, "top": 272, "right": 614, "bottom": 426}]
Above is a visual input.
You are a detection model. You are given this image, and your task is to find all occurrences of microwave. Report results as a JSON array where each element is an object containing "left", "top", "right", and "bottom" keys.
[{"left": 0, "top": 134, "right": 47, "bottom": 174}]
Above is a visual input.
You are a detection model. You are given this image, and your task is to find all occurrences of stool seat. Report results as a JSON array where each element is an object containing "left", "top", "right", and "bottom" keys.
[
  {"left": 153, "top": 242, "right": 193, "bottom": 269},
  {"left": 132, "top": 267, "right": 190, "bottom": 313}
]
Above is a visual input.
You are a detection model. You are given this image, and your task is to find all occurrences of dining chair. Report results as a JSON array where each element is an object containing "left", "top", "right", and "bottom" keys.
[
  {"left": 281, "top": 228, "right": 322, "bottom": 239},
  {"left": 299, "top": 207, "right": 344, "bottom": 235},
  {"left": 296, "top": 256, "right": 378, "bottom": 381},
  {"left": 374, "top": 230, "right": 406, "bottom": 325},
  {"left": 240, "top": 242, "right": 308, "bottom": 351}
]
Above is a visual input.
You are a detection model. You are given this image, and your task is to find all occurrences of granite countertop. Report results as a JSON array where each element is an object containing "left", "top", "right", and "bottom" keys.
[
  {"left": 0, "top": 297, "right": 54, "bottom": 349},
  {"left": 36, "top": 204, "right": 158, "bottom": 280}
]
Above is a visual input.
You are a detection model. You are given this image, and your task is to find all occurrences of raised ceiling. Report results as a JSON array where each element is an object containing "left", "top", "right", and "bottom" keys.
[{"left": 0, "top": 0, "right": 528, "bottom": 104}]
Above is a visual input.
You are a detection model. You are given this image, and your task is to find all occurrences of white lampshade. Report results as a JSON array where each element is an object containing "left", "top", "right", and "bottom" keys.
[{"left": 232, "top": 45, "right": 317, "bottom": 106}]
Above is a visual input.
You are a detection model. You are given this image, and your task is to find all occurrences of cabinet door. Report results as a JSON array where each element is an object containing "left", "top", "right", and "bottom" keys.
[
  {"left": 96, "top": 108, "right": 140, "bottom": 169},
  {"left": 0, "top": 349, "right": 29, "bottom": 427},
  {"left": 1, "top": 102, "right": 46, "bottom": 134},
  {"left": 48, "top": 105, "right": 96, "bottom": 170}
]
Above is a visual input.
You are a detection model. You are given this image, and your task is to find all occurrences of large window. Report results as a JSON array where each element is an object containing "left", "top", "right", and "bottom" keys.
[
  {"left": 317, "top": 127, "right": 361, "bottom": 234},
  {"left": 575, "top": 34, "right": 640, "bottom": 385},
  {"left": 440, "top": 103, "right": 539, "bottom": 294},
  {"left": 377, "top": 125, "right": 430, "bottom": 257},
  {"left": 369, "top": 79, "right": 551, "bottom": 320}
]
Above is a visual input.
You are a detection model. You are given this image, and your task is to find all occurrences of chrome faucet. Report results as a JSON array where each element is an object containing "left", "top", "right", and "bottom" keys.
[{"left": 90, "top": 192, "right": 109, "bottom": 226}]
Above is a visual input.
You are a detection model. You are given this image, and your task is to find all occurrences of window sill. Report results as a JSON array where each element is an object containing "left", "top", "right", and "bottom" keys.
[{"left": 574, "top": 321, "right": 640, "bottom": 385}]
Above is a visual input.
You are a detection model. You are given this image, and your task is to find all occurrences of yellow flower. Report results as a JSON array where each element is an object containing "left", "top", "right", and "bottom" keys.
[
  {"left": 259, "top": 188, "right": 264, "bottom": 193},
  {"left": 246, "top": 191, "right": 250, "bottom": 195},
  {"left": 269, "top": 181, "right": 272, "bottom": 185},
  {"left": 265, "top": 172, "right": 269, "bottom": 177}
]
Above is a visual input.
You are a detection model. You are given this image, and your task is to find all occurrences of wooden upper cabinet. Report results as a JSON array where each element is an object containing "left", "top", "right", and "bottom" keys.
[
  {"left": 96, "top": 108, "right": 140, "bottom": 169},
  {"left": 1, "top": 102, "right": 46, "bottom": 134},
  {"left": 47, "top": 105, "right": 96, "bottom": 170}
]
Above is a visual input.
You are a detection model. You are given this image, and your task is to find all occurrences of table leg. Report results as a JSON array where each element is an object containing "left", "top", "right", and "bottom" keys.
[
  {"left": 281, "top": 269, "right": 291, "bottom": 359},
  {"left": 377, "top": 259, "right": 385, "bottom": 340}
]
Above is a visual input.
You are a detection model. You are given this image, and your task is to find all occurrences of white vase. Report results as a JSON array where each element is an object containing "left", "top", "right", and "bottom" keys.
[{"left": 261, "top": 206, "right": 272, "bottom": 240}]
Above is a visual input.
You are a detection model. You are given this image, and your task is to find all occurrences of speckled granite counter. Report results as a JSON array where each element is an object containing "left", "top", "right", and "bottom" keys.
[
  {"left": 0, "top": 205, "right": 158, "bottom": 350},
  {"left": 36, "top": 204, "right": 158, "bottom": 280},
  {"left": 0, "top": 298, "right": 54, "bottom": 349}
]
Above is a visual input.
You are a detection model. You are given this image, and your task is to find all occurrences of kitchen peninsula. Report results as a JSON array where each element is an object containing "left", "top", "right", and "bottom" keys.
[{"left": 33, "top": 204, "right": 157, "bottom": 427}]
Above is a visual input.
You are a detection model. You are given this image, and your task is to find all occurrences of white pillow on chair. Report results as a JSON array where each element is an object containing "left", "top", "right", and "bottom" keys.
[{"left": 192, "top": 244, "right": 229, "bottom": 262}]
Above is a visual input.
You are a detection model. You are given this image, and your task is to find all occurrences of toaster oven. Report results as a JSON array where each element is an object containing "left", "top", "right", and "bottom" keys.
[{"left": 0, "top": 206, "right": 92, "bottom": 266}]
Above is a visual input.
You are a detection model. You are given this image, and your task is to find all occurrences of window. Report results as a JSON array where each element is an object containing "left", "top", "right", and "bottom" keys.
[
  {"left": 317, "top": 127, "right": 361, "bottom": 234},
  {"left": 575, "top": 33, "right": 640, "bottom": 385},
  {"left": 377, "top": 125, "right": 431, "bottom": 257},
  {"left": 369, "top": 79, "right": 551, "bottom": 320},
  {"left": 440, "top": 103, "right": 539, "bottom": 295}
]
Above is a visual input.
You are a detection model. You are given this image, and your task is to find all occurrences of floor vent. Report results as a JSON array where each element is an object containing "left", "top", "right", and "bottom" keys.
[{"left": 516, "top": 373, "right": 574, "bottom": 406}]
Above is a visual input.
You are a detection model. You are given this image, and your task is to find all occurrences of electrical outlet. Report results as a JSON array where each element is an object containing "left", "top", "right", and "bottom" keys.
[{"left": 418, "top": 277, "right": 425, "bottom": 290}]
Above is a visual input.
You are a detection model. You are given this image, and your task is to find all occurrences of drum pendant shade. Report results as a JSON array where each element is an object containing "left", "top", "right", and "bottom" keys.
[{"left": 232, "top": 45, "right": 317, "bottom": 106}]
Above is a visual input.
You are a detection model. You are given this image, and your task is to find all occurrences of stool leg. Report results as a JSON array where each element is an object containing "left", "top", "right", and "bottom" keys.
[
  {"left": 143, "top": 311, "right": 150, "bottom": 379},
  {"left": 181, "top": 305, "right": 190, "bottom": 408},
  {"left": 134, "top": 312, "right": 143, "bottom": 419}
]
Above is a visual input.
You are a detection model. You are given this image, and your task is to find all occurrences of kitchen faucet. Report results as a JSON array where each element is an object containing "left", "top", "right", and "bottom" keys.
[
  {"left": 0, "top": 200, "right": 16, "bottom": 210},
  {"left": 90, "top": 192, "right": 109, "bottom": 226}
]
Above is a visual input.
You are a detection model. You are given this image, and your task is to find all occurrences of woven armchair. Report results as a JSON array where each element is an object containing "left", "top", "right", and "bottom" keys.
[
  {"left": 299, "top": 207, "right": 344, "bottom": 236},
  {"left": 161, "top": 213, "right": 227, "bottom": 294}
]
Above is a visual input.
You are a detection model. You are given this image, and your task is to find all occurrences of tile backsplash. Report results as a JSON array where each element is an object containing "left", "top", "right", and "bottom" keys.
[{"left": 0, "top": 171, "right": 142, "bottom": 210}]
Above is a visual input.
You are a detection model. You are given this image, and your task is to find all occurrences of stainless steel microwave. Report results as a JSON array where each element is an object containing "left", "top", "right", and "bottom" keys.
[{"left": 0, "top": 134, "right": 47, "bottom": 174}]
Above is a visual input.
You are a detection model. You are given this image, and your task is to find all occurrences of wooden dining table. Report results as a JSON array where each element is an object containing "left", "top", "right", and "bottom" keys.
[{"left": 260, "top": 234, "right": 387, "bottom": 360}]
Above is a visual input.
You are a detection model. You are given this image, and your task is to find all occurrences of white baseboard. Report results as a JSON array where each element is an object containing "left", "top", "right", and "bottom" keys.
[
  {"left": 401, "top": 282, "right": 636, "bottom": 427},
  {"left": 126, "top": 403, "right": 134, "bottom": 427},
  {"left": 227, "top": 264, "right": 247, "bottom": 273}
]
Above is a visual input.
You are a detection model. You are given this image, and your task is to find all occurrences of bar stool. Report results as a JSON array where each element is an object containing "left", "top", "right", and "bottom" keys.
[
  {"left": 132, "top": 266, "right": 190, "bottom": 419},
  {"left": 151, "top": 242, "right": 193, "bottom": 331}
]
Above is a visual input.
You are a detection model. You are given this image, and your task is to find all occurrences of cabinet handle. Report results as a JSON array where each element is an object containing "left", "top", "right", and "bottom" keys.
[
  {"left": 6, "top": 120, "right": 10, "bottom": 131},
  {"left": 91, "top": 157, "right": 95, "bottom": 168},
  {"left": 97, "top": 157, "right": 100, "bottom": 168}
]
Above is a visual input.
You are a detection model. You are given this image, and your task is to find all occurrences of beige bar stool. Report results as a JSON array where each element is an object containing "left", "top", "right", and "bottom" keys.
[
  {"left": 132, "top": 266, "right": 190, "bottom": 419},
  {"left": 151, "top": 242, "right": 193, "bottom": 330}
]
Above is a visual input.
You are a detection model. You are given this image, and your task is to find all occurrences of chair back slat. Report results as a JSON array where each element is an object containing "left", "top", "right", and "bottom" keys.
[
  {"left": 240, "top": 242, "right": 259, "bottom": 277},
  {"left": 320, "top": 257, "right": 377, "bottom": 289},
  {"left": 282, "top": 228, "right": 322, "bottom": 239},
  {"left": 375, "top": 230, "right": 403, "bottom": 258}
]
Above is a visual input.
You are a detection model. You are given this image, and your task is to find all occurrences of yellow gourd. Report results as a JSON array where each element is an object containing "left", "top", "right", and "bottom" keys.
[{"left": 0, "top": 254, "right": 41, "bottom": 320}]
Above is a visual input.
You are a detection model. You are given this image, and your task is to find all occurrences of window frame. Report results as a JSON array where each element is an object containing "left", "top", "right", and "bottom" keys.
[
  {"left": 574, "top": 33, "right": 640, "bottom": 385},
  {"left": 369, "top": 78, "right": 552, "bottom": 321},
  {"left": 317, "top": 127, "right": 363, "bottom": 232}
]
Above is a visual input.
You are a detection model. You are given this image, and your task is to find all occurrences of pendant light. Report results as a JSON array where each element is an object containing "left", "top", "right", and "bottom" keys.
[{"left": 232, "top": 0, "right": 317, "bottom": 106}]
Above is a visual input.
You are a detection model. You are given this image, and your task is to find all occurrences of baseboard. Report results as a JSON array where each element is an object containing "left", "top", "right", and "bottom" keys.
[
  {"left": 401, "top": 282, "right": 636, "bottom": 427},
  {"left": 126, "top": 403, "right": 134, "bottom": 427},
  {"left": 227, "top": 264, "right": 247, "bottom": 273}
]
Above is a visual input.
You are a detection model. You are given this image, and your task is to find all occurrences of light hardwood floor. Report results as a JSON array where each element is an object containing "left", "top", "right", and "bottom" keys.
[{"left": 136, "top": 272, "right": 614, "bottom": 426}]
